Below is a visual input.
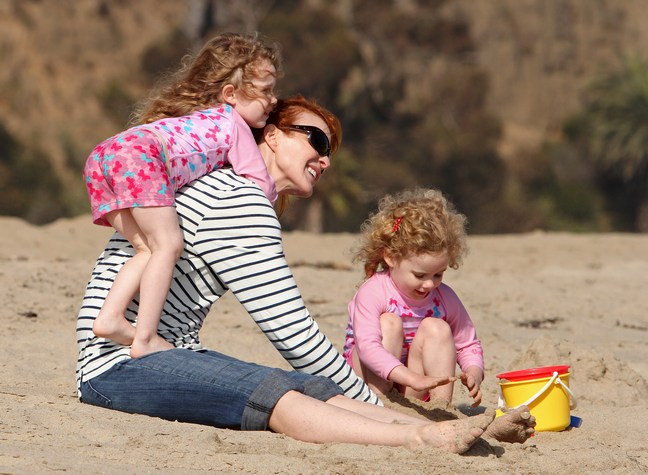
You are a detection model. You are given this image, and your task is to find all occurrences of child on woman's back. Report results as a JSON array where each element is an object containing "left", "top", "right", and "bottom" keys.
[
  {"left": 84, "top": 33, "right": 280, "bottom": 358},
  {"left": 343, "top": 188, "right": 484, "bottom": 406}
]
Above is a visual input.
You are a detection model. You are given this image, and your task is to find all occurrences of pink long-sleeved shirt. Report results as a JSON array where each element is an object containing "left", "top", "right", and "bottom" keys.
[{"left": 343, "top": 271, "right": 484, "bottom": 381}]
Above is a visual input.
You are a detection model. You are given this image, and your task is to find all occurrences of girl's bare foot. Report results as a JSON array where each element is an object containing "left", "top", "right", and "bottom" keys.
[
  {"left": 484, "top": 406, "right": 536, "bottom": 443},
  {"left": 130, "top": 333, "right": 174, "bottom": 358},
  {"left": 413, "top": 410, "right": 495, "bottom": 454},
  {"left": 92, "top": 314, "right": 135, "bottom": 345}
]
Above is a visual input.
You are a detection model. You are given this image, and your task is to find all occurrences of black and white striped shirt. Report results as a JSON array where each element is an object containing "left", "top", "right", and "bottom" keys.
[{"left": 76, "top": 169, "right": 380, "bottom": 404}]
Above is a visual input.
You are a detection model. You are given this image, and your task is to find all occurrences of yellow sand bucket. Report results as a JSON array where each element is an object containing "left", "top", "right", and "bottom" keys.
[{"left": 496, "top": 365, "right": 577, "bottom": 432}]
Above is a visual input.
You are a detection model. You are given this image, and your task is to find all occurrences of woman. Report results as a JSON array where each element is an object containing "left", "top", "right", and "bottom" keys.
[{"left": 76, "top": 96, "right": 534, "bottom": 453}]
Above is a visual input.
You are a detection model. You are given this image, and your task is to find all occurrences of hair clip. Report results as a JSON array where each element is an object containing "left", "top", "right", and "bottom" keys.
[{"left": 392, "top": 217, "right": 403, "bottom": 233}]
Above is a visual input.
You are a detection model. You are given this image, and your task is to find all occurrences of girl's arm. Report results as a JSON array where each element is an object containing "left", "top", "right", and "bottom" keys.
[
  {"left": 349, "top": 280, "right": 404, "bottom": 381},
  {"left": 227, "top": 108, "right": 278, "bottom": 203},
  {"left": 192, "top": 172, "right": 380, "bottom": 405},
  {"left": 437, "top": 284, "right": 485, "bottom": 373}
]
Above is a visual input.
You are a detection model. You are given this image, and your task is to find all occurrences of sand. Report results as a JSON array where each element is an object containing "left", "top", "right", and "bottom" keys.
[{"left": 1, "top": 215, "right": 647, "bottom": 474}]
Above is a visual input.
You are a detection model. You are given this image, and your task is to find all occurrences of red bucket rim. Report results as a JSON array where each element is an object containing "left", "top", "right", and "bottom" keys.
[{"left": 496, "top": 365, "right": 570, "bottom": 382}]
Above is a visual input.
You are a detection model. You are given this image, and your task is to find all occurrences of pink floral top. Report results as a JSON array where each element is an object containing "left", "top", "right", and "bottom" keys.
[{"left": 343, "top": 271, "right": 484, "bottom": 380}]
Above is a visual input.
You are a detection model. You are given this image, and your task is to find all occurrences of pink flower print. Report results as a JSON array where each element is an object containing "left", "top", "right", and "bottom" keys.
[
  {"left": 425, "top": 309, "right": 435, "bottom": 318},
  {"left": 87, "top": 183, "right": 104, "bottom": 201},
  {"left": 401, "top": 311, "right": 414, "bottom": 318},
  {"left": 94, "top": 144, "right": 107, "bottom": 156},
  {"left": 174, "top": 125, "right": 182, "bottom": 134},
  {"left": 190, "top": 132, "right": 200, "bottom": 142},
  {"left": 109, "top": 141, "right": 123, "bottom": 152},
  {"left": 126, "top": 177, "right": 143, "bottom": 198},
  {"left": 433, "top": 297, "right": 441, "bottom": 307},
  {"left": 90, "top": 170, "right": 105, "bottom": 183},
  {"left": 92, "top": 188, "right": 104, "bottom": 201},
  {"left": 137, "top": 169, "right": 151, "bottom": 181},
  {"left": 225, "top": 134, "right": 231, "bottom": 145},
  {"left": 111, "top": 161, "right": 122, "bottom": 175},
  {"left": 388, "top": 298, "right": 398, "bottom": 306},
  {"left": 205, "top": 126, "right": 220, "bottom": 142}
]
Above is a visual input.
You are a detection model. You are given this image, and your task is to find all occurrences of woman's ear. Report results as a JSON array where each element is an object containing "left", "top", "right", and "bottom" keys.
[
  {"left": 222, "top": 84, "right": 237, "bottom": 105},
  {"left": 263, "top": 124, "right": 279, "bottom": 152}
]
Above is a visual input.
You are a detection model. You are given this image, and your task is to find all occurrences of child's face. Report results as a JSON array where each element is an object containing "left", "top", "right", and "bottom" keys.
[
  {"left": 385, "top": 251, "right": 449, "bottom": 301},
  {"left": 232, "top": 59, "right": 278, "bottom": 128}
]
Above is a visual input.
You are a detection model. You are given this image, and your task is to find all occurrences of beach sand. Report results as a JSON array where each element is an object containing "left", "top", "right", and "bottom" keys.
[{"left": 1, "top": 216, "right": 647, "bottom": 474}]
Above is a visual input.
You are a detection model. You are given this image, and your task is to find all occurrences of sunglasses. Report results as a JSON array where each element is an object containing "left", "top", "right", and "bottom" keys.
[{"left": 285, "top": 125, "right": 331, "bottom": 157}]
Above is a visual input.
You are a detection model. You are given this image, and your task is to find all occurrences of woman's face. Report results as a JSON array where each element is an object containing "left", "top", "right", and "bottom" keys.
[{"left": 271, "top": 111, "right": 332, "bottom": 197}]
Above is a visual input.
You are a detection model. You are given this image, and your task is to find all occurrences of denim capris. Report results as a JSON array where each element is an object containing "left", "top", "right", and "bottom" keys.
[{"left": 79, "top": 348, "right": 343, "bottom": 430}]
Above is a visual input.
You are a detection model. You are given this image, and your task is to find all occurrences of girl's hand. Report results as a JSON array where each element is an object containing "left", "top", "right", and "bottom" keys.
[
  {"left": 409, "top": 375, "right": 456, "bottom": 393},
  {"left": 460, "top": 367, "right": 484, "bottom": 407}
]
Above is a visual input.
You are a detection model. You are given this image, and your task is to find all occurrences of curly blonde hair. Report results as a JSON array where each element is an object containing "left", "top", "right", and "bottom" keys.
[
  {"left": 354, "top": 188, "right": 468, "bottom": 278},
  {"left": 132, "top": 32, "right": 282, "bottom": 125}
]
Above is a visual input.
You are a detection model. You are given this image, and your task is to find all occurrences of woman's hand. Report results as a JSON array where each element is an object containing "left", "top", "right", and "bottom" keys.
[{"left": 460, "top": 366, "right": 484, "bottom": 407}]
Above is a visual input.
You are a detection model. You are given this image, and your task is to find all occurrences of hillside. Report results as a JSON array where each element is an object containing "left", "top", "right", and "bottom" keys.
[{"left": 1, "top": 0, "right": 647, "bottom": 226}]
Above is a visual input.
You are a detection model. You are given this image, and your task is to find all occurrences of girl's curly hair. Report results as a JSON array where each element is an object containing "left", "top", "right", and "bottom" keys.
[
  {"left": 354, "top": 188, "right": 468, "bottom": 278},
  {"left": 131, "top": 32, "right": 282, "bottom": 125}
]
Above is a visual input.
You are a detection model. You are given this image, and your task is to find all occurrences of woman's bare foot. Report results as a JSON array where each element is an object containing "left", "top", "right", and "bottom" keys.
[
  {"left": 413, "top": 409, "right": 495, "bottom": 454},
  {"left": 130, "top": 333, "right": 174, "bottom": 358},
  {"left": 92, "top": 313, "right": 135, "bottom": 345},
  {"left": 483, "top": 406, "right": 536, "bottom": 443}
]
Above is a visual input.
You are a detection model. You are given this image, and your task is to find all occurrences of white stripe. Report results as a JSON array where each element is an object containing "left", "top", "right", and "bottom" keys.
[{"left": 76, "top": 169, "right": 380, "bottom": 404}]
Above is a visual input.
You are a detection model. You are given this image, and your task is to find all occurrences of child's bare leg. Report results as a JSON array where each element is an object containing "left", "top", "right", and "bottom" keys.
[
  {"left": 380, "top": 312, "right": 404, "bottom": 359},
  {"left": 406, "top": 318, "right": 456, "bottom": 402},
  {"left": 93, "top": 209, "right": 150, "bottom": 345},
  {"left": 128, "top": 206, "right": 184, "bottom": 358},
  {"left": 351, "top": 312, "right": 404, "bottom": 396},
  {"left": 268, "top": 391, "right": 493, "bottom": 453}
]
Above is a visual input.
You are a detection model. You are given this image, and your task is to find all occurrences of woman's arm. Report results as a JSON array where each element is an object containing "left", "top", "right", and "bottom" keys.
[{"left": 190, "top": 170, "right": 381, "bottom": 404}]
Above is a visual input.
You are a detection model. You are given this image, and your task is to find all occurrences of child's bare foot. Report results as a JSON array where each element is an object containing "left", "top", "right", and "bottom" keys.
[
  {"left": 92, "top": 314, "right": 135, "bottom": 345},
  {"left": 484, "top": 406, "right": 536, "bottom": 443},
  {"left": 413, "top": 409, "right": 495, "bottom": 454},
  {"left": 130, "top": 334, "right": 174, "bottom": 358}
]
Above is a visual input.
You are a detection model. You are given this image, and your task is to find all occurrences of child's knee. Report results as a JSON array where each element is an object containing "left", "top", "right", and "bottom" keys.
[
  {"left": 151, "top": 229, "right": 184, "bottom": 259},
  {"left": 169, "top": 232, "right": 185, "bottom": 259},
  {"left": 419, "top": 317, "right": 452, "bottom": 341}
]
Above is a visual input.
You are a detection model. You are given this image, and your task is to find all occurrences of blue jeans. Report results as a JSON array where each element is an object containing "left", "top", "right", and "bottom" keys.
[{"left": 79, "top": 348, "right": 343, "bottom": 430}]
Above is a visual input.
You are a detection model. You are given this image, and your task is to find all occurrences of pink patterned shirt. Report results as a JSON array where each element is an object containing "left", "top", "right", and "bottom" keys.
[
  {"left": 142, "top": 105, "right": 277, "bottom": 202},
  {"left": 343, "top": 271, "right": 484, "bottom": 380}
]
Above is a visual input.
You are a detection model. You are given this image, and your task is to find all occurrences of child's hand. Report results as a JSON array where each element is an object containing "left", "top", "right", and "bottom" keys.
[
  {"left": 409, "top": 375, "right": 457, "bottom": 393},
  {"left": 460, "top": 368, "right": 484, "bottom": 407}
]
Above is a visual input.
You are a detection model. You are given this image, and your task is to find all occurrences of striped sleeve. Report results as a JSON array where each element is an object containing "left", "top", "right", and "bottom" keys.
[{"left": 183, "top": 171, "right": 381, "bottom": 405}]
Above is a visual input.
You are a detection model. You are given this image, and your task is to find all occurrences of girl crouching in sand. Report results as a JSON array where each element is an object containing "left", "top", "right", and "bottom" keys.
[{"left": 344, "top": 188, "right": 484, "bottom": 406}]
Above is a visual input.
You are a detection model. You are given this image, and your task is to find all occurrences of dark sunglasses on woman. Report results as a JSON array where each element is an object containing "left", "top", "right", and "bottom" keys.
[{"left": 285, "top": 125, "right": 331, "bottom": 157}]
